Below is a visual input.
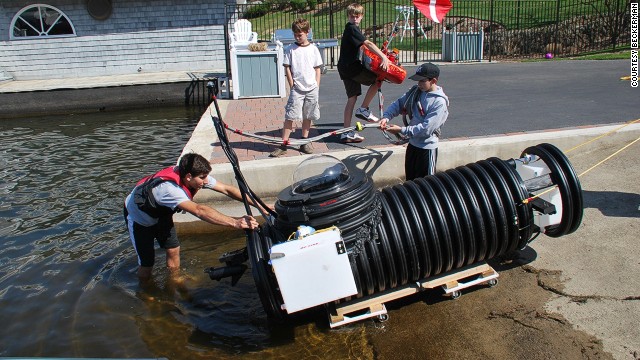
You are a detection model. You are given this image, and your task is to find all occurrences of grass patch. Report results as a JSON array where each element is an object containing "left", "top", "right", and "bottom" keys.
[
  {"left": 569, "top": 50, "right": 631, "bottom": 60},
  {"left": 522, "top": 49, "right": 631, "bottom": 62}
]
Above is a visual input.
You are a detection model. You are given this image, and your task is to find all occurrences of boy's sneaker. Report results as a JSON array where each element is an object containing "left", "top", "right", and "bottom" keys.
[
  {"left": 340, "top": 131, "right": 365, "bottom": 143},
  {"left": 299, "top": 143, "right": 314, "bottom": 154},
  {"left": 355, "top": 107, "right": 379, "bottom": 123},
  {"left": 269, "top": 146, "right": 287, "bottom": 158}
]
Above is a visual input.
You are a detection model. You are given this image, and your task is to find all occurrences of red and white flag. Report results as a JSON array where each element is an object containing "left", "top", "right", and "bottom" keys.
[{"left": 414, "top": 0, "right": 453, "bottom": 23}]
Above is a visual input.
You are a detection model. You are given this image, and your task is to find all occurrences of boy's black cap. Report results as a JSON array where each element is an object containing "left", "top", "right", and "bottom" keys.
[{"left": 409, "top": 62, "right": 440, "bottom": 81}]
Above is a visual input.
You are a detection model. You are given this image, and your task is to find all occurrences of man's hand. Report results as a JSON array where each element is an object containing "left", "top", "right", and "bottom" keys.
[
  {"left": 379, "top": 118, "right": 390, "bottom": 129},
  {"left": 235, "top": 215, "right": 259, "bottom": 230}
]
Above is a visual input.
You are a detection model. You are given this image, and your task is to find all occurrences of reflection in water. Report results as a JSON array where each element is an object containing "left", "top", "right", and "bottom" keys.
[{"left": 0, "top": 108, "right": 373, "bottom": 359}]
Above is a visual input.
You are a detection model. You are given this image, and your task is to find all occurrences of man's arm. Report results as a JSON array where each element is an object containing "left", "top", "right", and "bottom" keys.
[
  {"left": 177, "top": 200, "right": 258, "bottom": 229},
  {"left": 284, "top": 65, "right": 294, "bottom": 88},
  {"left": 209, "top": 180, "right": 273, "bottom": 212}
]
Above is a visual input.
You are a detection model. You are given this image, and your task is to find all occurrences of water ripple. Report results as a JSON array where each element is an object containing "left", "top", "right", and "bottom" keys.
[{"left": 0, "top": 107, "right": 199, "bottom": 355}]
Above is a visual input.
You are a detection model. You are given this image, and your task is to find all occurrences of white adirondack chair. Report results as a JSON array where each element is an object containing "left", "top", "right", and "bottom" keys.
[{"left": 229, "top": 19, "right": 258, "bottom": 48}]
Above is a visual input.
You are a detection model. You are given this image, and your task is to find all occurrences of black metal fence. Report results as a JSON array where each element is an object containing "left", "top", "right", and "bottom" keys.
[{"left": 225, "top": 0, "right": 631, "bottom": 66}]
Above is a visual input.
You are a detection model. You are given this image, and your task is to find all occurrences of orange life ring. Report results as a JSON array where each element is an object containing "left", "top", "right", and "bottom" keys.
[{"left": 361, "top": 46, "right": 407, "bottom": 84}]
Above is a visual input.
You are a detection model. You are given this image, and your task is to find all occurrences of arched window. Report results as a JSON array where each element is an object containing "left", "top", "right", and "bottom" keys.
[{"left": 10, "top": 4, "right": 76, "bottom": 40}]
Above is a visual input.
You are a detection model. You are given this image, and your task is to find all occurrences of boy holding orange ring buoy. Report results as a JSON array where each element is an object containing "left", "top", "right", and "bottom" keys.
[{"left": 337, "top": 3, "right": 390, "bottom": 143}]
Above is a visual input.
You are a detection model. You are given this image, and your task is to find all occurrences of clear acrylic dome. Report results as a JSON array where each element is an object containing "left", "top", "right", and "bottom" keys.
[{"left": 291, "top": 154, "right": 350, "bottom": 194}]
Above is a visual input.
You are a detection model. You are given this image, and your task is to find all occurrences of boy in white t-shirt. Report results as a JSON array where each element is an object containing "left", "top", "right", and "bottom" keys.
[{"left": 270, "top": 18, "right": 324, "bottom": 157}]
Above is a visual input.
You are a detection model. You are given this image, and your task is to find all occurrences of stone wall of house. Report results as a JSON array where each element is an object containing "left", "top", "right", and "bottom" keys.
[{"left": 0, "top": 0, "right": 230, "bottom": 80}]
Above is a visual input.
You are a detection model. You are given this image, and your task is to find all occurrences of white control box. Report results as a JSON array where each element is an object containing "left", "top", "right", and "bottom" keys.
[
  {"left": 269, "top": 228, "right": 357, "bottom": 313},
  {"left": 516, "top": 162, "right": 562, "bottom": 229}
]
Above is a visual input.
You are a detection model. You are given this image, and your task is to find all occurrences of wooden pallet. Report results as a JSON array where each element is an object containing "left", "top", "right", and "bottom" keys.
[{"left": 328, "top": 262, "right": 499, "bottom": 328}]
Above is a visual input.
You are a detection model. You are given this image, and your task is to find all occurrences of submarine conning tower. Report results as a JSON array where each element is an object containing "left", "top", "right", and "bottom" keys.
[{"left": 245, "top": 143, "right": 583, "bottom": 324}]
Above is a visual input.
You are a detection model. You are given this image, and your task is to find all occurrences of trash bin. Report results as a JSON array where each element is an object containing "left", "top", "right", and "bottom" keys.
[
  {"left": 442, "top": 29, "right": 484, "bottom": 62},
  {"left": 229, "top": 43, "right": 286, "bottom": 99}
]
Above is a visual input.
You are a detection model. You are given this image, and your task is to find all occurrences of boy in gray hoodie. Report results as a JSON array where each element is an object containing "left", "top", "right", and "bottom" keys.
[{"left": 379, "top": 62, "right": 449, "bottom": 180}]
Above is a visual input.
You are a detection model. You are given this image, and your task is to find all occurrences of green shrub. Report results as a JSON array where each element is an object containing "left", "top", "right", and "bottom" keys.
[
  {"left": 307, "top": 0, "right": 317, "bottom": 10},
  {"left": 272, "top": 0, "right": 290, "bottom": 11},
  {"left": 290, "top": 0, "right": 306, "bottom": 12},
  {"left": 244, "top": 3, "right": 270, "bottom": 19}
]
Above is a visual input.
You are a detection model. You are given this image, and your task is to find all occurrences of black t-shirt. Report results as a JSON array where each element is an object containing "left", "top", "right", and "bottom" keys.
[{"left": 338, "top": 22, "right": 366, "bottom": 77}]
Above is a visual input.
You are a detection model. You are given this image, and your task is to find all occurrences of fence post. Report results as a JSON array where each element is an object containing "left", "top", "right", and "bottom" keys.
[
  {"left": 372, "top": 0, "right": 378, "bottom": 45},
  {"left": 516, "top": 0, "right": 521, "bottom": 29},
  {"left": 489, "top": 0, "right": 494, "bottom": 62},
  {"left": 329, "top": 0, "right": 335, "bottom": 68},
  {"left": 224, "top": 2, "right": 231, "bottom": 77},
  {"left": 553, "top": 0, "right": 561, "bottom": 56},
  {"left": 612, "top": 0, "right": 620, "bottom": 50},
  {"left": 413, "top": 6, "right": 419, "bottom": 64}
]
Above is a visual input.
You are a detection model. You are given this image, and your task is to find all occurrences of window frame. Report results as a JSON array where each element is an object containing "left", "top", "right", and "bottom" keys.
[{"left": 10, "top": 4, "right": 76, "bottom": 40}]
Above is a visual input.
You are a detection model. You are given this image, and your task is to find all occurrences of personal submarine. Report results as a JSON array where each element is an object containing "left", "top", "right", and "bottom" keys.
[{"left": 206, "top": 115, "right": 583, "bottom": 327}]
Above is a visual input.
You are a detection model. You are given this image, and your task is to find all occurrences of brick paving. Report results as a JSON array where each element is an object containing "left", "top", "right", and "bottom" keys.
[{"left": 211, "top": 97, "right": 330, "bottom": 164}]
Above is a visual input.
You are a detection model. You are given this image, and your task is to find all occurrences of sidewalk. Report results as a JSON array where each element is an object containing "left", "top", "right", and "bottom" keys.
[{"left": 211, "top": 97, "right": 329, "bottom": 163}]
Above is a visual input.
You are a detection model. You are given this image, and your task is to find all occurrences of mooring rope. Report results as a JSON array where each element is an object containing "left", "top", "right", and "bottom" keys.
[
  {"left": 564, "top": 118, "right": 640, "bottom": 154},
  {"left": 522, "top": 128, "right": 640, "bottom": 204}
]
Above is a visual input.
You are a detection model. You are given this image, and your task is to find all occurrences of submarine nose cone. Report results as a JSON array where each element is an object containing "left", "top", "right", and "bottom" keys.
[{"left": 292, "top": 154, "right": 350, "bottom": 195}]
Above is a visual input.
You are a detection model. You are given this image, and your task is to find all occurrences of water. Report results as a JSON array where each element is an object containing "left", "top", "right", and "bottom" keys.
[{"left": 0, "top": 107, "right": 374, "bottom": 359}]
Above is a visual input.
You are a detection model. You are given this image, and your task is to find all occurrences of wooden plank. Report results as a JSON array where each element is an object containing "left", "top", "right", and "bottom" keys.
[
  {"left": 444, "top": 281, "right": 459, "bottom": 290},
  {"left": 329, "top": 312, "right": 344, "bottom": 323},
  {"left": 481, "top": 269, "right": 496, "bottom": 278},
  {"left": 334, "top": 285, "right": 419, "bottom": 316},
  {"left": 329, "top": 262, "right": 498, "bottom": 327},
  {"left": 420, "top": 263, "right": 493, "bottom": 289}
]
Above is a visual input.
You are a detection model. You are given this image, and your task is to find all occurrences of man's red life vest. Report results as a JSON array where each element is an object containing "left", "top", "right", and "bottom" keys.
[
  {"left": 133, "top": 166, "right": 195, "bottom": 218},
  {"left": 136, "top": 166, "right": 195, "bottom": 199}
]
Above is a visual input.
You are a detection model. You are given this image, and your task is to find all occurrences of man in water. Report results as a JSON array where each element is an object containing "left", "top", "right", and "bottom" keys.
[{"left": 124, "top": 153, "right": 262, "bottom": 282}]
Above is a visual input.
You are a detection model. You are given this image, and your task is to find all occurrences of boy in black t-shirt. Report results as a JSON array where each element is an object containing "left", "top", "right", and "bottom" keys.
[{"left": 337, "top": 3, "right": 389, "bottom": 143}]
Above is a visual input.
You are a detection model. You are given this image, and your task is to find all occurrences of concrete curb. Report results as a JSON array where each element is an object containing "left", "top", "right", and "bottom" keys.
[{"left": 175, "top": 112, "right": 640, "bottom": 234}]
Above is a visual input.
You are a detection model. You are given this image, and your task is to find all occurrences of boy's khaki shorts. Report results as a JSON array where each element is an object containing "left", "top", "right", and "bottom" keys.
[{"left": 285, "top": 87, "right": 320, "bottom": 121}]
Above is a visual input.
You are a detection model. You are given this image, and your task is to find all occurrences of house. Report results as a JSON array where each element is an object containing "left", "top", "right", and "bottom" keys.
[{"left": 0, "top": 0, "right": 235, "bottom": 81}]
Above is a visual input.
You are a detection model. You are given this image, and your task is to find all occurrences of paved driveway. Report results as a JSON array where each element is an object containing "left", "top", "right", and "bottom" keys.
[{"left": 317, "top": 59, "right": 637, "bottom": 150}]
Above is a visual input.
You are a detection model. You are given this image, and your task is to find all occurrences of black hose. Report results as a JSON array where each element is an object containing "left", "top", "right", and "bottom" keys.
[
  {"left": 384, "top": 186, "right": 421, "bottom": 282},
  {"left": 522, "top": 145, "right": 573, "bottom": 237},
  {"left": 436, "top": 172, "right": 477, "bottom": 267},
  {"left": 274, "top": 170, "right": 377, "bottom": 242},
  {"left": 403, "top": 180, "right": 442, "bottom": 277},
  {"left": 445, "top": 168, "right": 486, "bottom": 264},
  {"left": 394, "top": 184, "right": 431, "bottom": 279},
  {"left": 455, "top": 166, "right": 492, "bottom": 262},
  {"left": 364, "top": 226, "right": 388, "bottom": 292},
  {"left": 538, "top": 143, "right": 584, "bottom": 234},
  {"left": 477, "top": 160, "right": 521, "bottom": 255},
  {"left": 414, "top": 177, "right": 455, "bottom": 273},
  {"left": 466, "top": 162, "right": 508, "bottom": 260},
  {"left": 379, "top": 189, "right": 410, "bottom": 286},
  {"left": 487, "top": 157, "right": 533, "bottom": 249},
  {"left": 247, "top": 228, "right": 286, "bottom": 321}
]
